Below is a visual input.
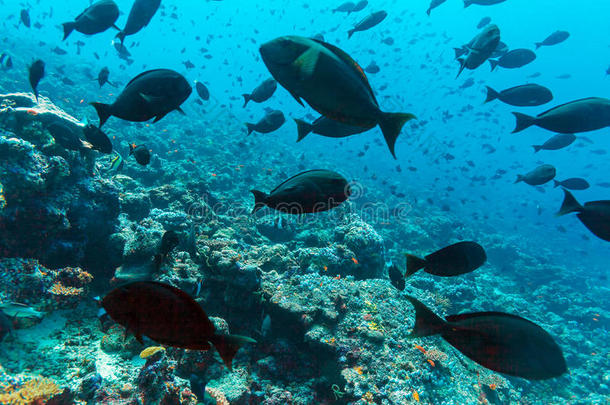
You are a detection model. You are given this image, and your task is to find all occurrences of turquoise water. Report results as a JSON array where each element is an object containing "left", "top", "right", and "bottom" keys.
[{"left": 0, "top": 0, "right": 609, "bottom": 404}]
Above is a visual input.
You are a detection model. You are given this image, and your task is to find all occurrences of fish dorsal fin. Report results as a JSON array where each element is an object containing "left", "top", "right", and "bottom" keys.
[
  {"left": 311, "top": 38, "right": 378, "bottom": 106},
  {"left": 270, "top": 169, "right": 331, "bottom": 194},
  {"left": 446, "top": 311, "right": 533, "bottom": 325},
  {"left": 537, "top": 97, "right": 606, "bottom": 117},
  {"left": 126, "top": 69, "right": 171, "bottom": 87}
]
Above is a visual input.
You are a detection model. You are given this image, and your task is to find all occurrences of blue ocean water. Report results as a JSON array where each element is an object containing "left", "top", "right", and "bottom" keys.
[{"left": 0, "top": 0, "right": 609, "bottom": 404}]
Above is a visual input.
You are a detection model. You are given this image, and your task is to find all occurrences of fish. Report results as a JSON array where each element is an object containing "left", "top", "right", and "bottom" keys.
[
  {"left": 535, "top": 31, "right": 570, "bottom": 49},
  {"left": 489, "top": 49, "right": 536, "bottom": 71},
  {"left": 116, "top": 0, "right": 161, "bottom": 44},
  {"left": 333, "top": 2, "right": 355, "bottom": 14},
  {"left": 347, "top": 11, "right": 387, "bottom": 38},
  {"left": 243, "top": 78, "right": 277, "bottom": 107},
  {"left": 405, "top": 295, "right": 567, "bottom": 380},
  {"left": 20, "top": 9, "right": 31, "bottom": 28},
  {"left": 477, "top": 16, "right": 491, "bottom": 28},
  {"left": 515, "top": 164, "right": 556, "bottom": 186},
  {"left": 557, "top": 189, "right": 610, "bottom": 241},
  {"left": 484, "top": 84, "right": 552, "bottom": 107},
  {"left": 154, "top": 230, "right": 180, "bottom": 269},
  {"left": 101, "top": 281, "right": 256, "bottom": 369},
  {"left": 512, "top": 98, "right": 610, "bottom": 134},
  {"left": 352, "top": 0, "right": 368, "bottom": 12},
  {"left": 251, "top": 169, "right": 350, "bottom": 214},
  {"left": 260, "top": 36, "right": 415, "bottom": 158},
  {"left": 294, "top": 116, "right": 371, "bottom": 142},
  {"left": 426, "top": 0, "right": 447, "bottom": 16},
  {"left": 97, "top": 67, "right": 112, "bottom": 87},
  {"left": 364, "top": 61, "right": 380, "bottom": 74},
  {"left": 246, "top": 110, "right": 285, "bottom": 135},
  {"left": 129, "top": 143, "right": 151, "bottom": 166},
  {"left": 532, "top": 133, "right": 576, "bottom": 153},
  {"left": 83, "top": 124, "right": 113, "bottom": 154},
  {"left": 0, "top": 303, "right": 45, "bottom": 320},
  {"left": 195, "top": 81, "right": 210, "bottom": 101},
  {"left": 29, "top": 59, "right": 45, "bottom": 102},
  {"left": 388, "top": 264, "right": 405, "bottom": 291},
  {"left": 107, "top": 152, "right": 124, "bottom": 173},
  {"left": 553, "top": 178, "right": 590, "bottom": 190},
  {"left": 456, "top": 25, "right": 501, "bottom": 77},
  {"left": 62, "top": 0, "right": 119, "bottom": 40},
  {"left": 405, "top": 241, "right": 486, "bottom": 277},
  {"left": 47, "top": 122, "right": 89, "bottom": 151},
  {"left": 90, "top": 69, "right": 192, "bottom": 127},
  {"left": 464, "top": 0, "right": 507, "bottom": 7}
]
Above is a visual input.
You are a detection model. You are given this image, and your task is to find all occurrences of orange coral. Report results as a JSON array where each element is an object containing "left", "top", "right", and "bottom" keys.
[
  {"left": 0, "top": 377, "right": 61, "bottom": 404},
  {"left": 48, "top": 282, "right": 83, "bottom": 296}
]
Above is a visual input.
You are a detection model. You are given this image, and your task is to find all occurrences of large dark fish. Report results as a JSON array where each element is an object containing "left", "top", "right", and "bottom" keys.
[
  {"left": 456, "top": 24, "right": 500, "bottom": 77},
  {"left": 427, "top": 0, "right": 447, "bottom": 16},
  {"left": 116, "top": 0, "right": 162, "bottom": 44},
  {"left": 90, "top": 69, "right": 191, "bottom": 127},
  {"left": 246, "top": 110, "right": 285, "bottom": 135},
  {"left": 557, "top": 189, "right": 610, "bottom": 241},
  {"left": 464, "top": 0, "right": 507, "bottom": 7},
  {"left": 129, "top": 143, "right": 151, "bottom": 166},
  {"left": 294, "top": 116, "right": 371, "bottom": 142},
  {"left": 554, "top": 178, "right": 589, "bottom": 190},
  {"left": 406, "top": 295, "right": 567, "bottom": 380},
  {"left": 83, "top": 124, "right": 113, "bottom": 153},
  {"left": 484, "top": 84, "right": 552, "bottom": 107},
  {"left": 195, "top": 81, "right": 210, "bottom": 101},
  {"left": 535, "top": 31, "right": 570, "bottom": 49},
  {"left": 251, "top": 169, "right": 350, "bottom": 214},
  {"left": 347, "top": 11, "right": 387, "bottom": 38},
  {"left": 532, "top": 133, "right": 576, "bottom": 153},
  {"left": 28, "top": 59, "right": 45, "bottom": 102},
  {"left": 62, "top": 0, "right": 119, "bottom": 40},
  {"left": 515, "top": 164, "right": 556, "bottom": 186},
  {"left": 260, "top": 36, "right": 415, "bottom": 159},
  {"left": 47, "top": 122, "right": 88, "bottom": 151},
  {"left": 242, "top": 78, "right": 277, "bottom": 107},
  {"left": 512, "top": 98, "right": 610, "bottom": 134},
  {"left": 388, "top": 264, "right": 405, "bottom": 291},
  {"left": 101, "top": 281, "right": 256, "bottom": 369},
  {"left": 405, "top": 241, "right": 486, "bottom": 278},
  {"left": 490, "top": 49, "right": 536, "bottom": 71}
]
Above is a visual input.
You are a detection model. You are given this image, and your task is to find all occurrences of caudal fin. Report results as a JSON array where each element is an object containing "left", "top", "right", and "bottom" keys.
[
  {"left": 250, "top": 190, "right": 268, "bottom": 214},
  {"left": 535, "top": 42, "right": 542, "bottom": 50},
  {"left": 115, "top": 31, "right": 126, "bottom": 45},
  {"left": 512, "top": 112, "right": 536, "bottom": 133},
  {"left": 484, "top": 86, "right": 500, "bottom": 103},
  {"left": 294, "top": 119, "right": 313, "bottom": 142},
  {"left": 242, "top": 94, "right": 250, "bottom": 108},
  {"left": 347, "top": 29, "right": 355, "bottom": 39},
  {"left": 489, "top": 59, "right": 499, "bottom": 71},
  {"left": 405, "top": 254, "right": 427, "bottom": 277},
  {"left": 532, "top": 145, "right": 542, "bottom": 153},
  {"left": 556, "top": 188, "right": 583, "bottom": 217},
  {"left": 426, "top": 8, "right": 431, "bottom": 16},
  {"left": 456, "top": 58, "right": 466, "bottom": 78},
  {"left": 463, "top": 0, "right": 472, "bottom": 8},
  {"left": 90, "top": 102, "right": 112, "bottom": 127},
  {"left": 378, "top": 112, "right": 416, "bottom": 159},
  {"left": 62, "top": 22, "right": 75, "bottom": 41},
  {"left": 553, "top": 180, "right": 561, "bottom": 188},
  {"left": 514, "top": 175, "right": 524, "bottom": 184},
  {"left": 210, "top": 334, "right": 256, "bottom": 370},
  {"left": 405, "top": 295, "right": 448, "bottom": 338}
]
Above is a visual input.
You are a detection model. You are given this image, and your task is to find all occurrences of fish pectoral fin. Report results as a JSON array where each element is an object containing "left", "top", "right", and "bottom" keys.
[
  {"left": 293, "top": 48, "right": 320, "bottom": 78},
  {"left": 139, "top": 92, "right": 164, "bottom": 104},
  {"left": 176, "top": 107, "right": 186, "bottom": 115},
  {"left": 288, "top": 90, "right": 304, "bottom": 106}
]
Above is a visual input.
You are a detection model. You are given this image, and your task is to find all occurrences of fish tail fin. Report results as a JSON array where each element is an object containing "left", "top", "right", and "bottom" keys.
[
  {"left": 378, "top": 112, "right": 416, "bottom": 159},
  {"left": 405, "top": 254, "right": 427, "bottom": 277},
  {"left": 484, "top": 86, "right": 499, "bottom": 103},
  {"left": 294, "top": 119, "right": 313, "bottom": 142},
  {"left": 535, "top": 42, "right": 542, "bottom": 50},
  {"left": 245, "top": 123, "right": 254, "bottom": 135},
  {"left": 557, "top": 188, "right": 583, "bottom": 217},
  {"left": 250, "top": 190, "right": 268, "bottom": 214},
  {"left": 62, "top": 22, "right": 75, "bottom": 41},
  {"left": 210, "top": 334, "right": 256, "bottom": 370},
  {"left": 463, "top": 0, "right": 471, "bottom": 7},
  {"left": 453, "top": 48, "right": 464, "bottom": 59},
  {"left": 553, "top": 180, "right": 561, "bottom": 188},
  {"left": 405, "top": 295, "right": 448, "bottom": 338},
  {"left": 515, "top": 175, "right": 524, "bottom": 184},
  {"left": 456, "top": 58, "right": 466, "bottom": 78},
  {"left": 489, "top": 59, "right": 499, "bottom": 71},
  {"left": 426, "top": 8, "right": 431, "bottom": 16},
  {"left": 511, "top": 112, "right": 536, "bottom": 133},
  {"left": 532, "top": 145, "right": 542, "bottom": 153},
  {"left": 116, "top": 31, "right": 126, "bottom": 45},
  {"left": 90, "top": 102, "right": 112, "bottom": 127},
  {"left": 242, "top": 94, "right": 250, "bottom": 108},
  {"left": 347, "top": 29, "right": 355, "bottom": 39}
]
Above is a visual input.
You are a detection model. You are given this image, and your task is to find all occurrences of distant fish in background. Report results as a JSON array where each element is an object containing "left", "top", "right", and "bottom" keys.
[
  {"left": 557, "top": 189, "right": 610, "bottom": 241},
  {"left": 463, "top": 0, "right": 507, "bottom": 7},
  {"left": 97, "top": 67, "right": 114, "bottom": 87},
  {"left": 489, "top": 49, "right": 536, "bottom": 71},
  {"left": 242, "top": 78, "right": 277, "bottom": 107},
  {"left": 484, "top": 84, "right": 553, "bottom": 107},
  {"left": 426, "top": 0, "right": 447, "bottom": 16},
  {"left": 62, "top": 0, "right": 120, "bottom": 40},
  {"left": 246, "top": 110, "right": 285, "bottom": 135},
  {"left": 154, "top": 230, "right": 180, "bottom": 270},
  {"left": 535, "top": 30, "right": 570, "bottom": 49},
  {"left": 294, "top": 116, "right": 371, "bottom": 142},
  {"left": 28, "top": 59, "right": 45, "bottom": 102},
  {"left": 456, "top": 24, "right": 500, "bottom": 77},
  {"left": 333, "top": 2, "right": 356, "bottom": 14},
  {"left": 405, "top": 295, "right": 567, "bottom": 380},
  {"left": 116, "top": 0, "right": 162, "bottom": 44},
  {"left": 553, "top": 178, "right": 589, "bottom": 191},
  {"left": 347, "top": 10, "right": 387, "bottom": 38},
  {"left": 20, "top": 9, "right": 31, "bottom": 28},
  {"left": 352, "top": 0, "right": 368, "bottom": 13},
  {"left": 195, "top": 81, "right": 210, "bottom": 101},
  {"left": 476, "top": 16, "right": 491, "bottom": 28},
  {"left": 532, "top": 133, "right": 576, "bottom": 153},
  {"left": 405, "top": 241, "right": 486, "bottom": 277},
  {"left": 515, "top": 164, "right": 556, "bottom": 186}
]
